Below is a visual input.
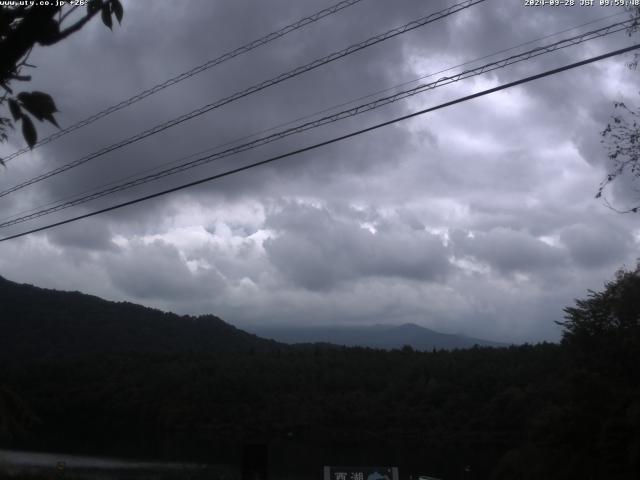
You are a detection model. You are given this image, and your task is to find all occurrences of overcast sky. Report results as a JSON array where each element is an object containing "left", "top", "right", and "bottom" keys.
[{"left": 1, "top": 0, "right": 639, "bottom": 342}]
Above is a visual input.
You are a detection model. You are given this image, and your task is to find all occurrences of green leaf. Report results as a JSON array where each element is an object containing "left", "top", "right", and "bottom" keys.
[
  {"left": 17, "top": 91, "right": 59, "bottom": 127},
  {"left": 21, "top": 115, "right": 37, "bottom": 148},
  {"left": 101, "top": 2, "right": 113, "bottom": 29},
  {"left": 111, "top": 0, "right": 123, "bottom": 24},
  {"left": 8, "top": 98, "right": 21, "bottom": 121}
]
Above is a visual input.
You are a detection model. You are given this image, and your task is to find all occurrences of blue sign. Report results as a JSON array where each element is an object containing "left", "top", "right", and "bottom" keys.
[{"left": 324, "top": 466, "right": 399, "bottom": 480}]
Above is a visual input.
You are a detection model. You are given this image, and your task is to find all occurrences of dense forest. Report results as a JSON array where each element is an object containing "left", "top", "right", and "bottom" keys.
[{"left": 0, "top": 267, "right": 639, "bottom": 479}]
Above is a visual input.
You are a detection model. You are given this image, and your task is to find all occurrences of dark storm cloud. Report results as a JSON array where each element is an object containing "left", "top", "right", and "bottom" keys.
[
  {"left": 1, "top": 0, "right": 639, "bottom": 342},
  {"left": 0, "top": 0, "right": 621, "bottom": 209},
  {"left": 560, "top": 221, "right": 633, "bottom": 268},
  {"left": 46, "top": 219, "right": 118, "bottom": 252},
  {"left": 1, "top": 0, "right": 434, "bottom": 205},
  {"left": 450, "top": 227, "right": 566, "bottom": 275},
  {"left": 263, "top": 201, "right": 452, "bottom": 290},
  {"left": 105, "top": 239, "right": 225, "bottom": 301}
]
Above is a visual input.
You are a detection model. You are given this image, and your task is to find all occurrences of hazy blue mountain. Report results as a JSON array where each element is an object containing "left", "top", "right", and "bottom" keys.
[
  {"left": 0, "top": 275, "right": 282, "bottom": 361},
  {"left": 247, "top": 322, "right": 506, "bottom": 350}
]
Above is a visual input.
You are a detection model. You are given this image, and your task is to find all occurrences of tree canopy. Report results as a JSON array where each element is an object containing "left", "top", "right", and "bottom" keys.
[
  {"left": 558, "top": 262, "right": 640, "bottom": 381},
  {"left": 598, "top": 7, "right": 640, "bottom": 212},
  {"left": 0, "top": 0, "right": 123, "bottom": 159},
  {"left": 1, "top": 268, "right": 640, "bottom": 478}
]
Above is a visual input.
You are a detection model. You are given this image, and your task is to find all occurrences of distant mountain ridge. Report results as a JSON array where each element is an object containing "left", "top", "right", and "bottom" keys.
[
  {"left": 0, "top": 275, "right": 281, "bottom": 361},
  {"left": 248, "top": 322, "right": 505, "bottom": 350},
  {"left": 0, "top": 275, "right": 502, "bottom": 362}
]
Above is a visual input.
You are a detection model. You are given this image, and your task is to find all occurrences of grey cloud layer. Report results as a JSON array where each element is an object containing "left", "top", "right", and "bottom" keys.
[
  {"left": 0, "top": 0, "right": 639, "bottom": 342},
  {"left": 264, "top": 202, "right": 451, "bottom": 290}
]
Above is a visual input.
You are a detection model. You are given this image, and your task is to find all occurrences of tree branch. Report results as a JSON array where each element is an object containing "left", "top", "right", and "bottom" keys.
[
  {"left": 0, "top": 6, "right": 59, "bottom": 84},
  {"left": 43, "top": 9, "right": 99, "bottom": 45},
  {"left": 59, "top": 5, "right": 80, "bottom": 25}
]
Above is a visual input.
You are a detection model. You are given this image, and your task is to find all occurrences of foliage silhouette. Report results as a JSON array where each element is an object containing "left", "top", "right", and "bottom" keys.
[
  {"left": 599, "top": 7, "right": 640, "bottom": 212},
  {"left": 0, "top": 0, "right": 123, "bottom": 159},
  {"left": 0, "top": 268, "right": 639, "bottom": 478}
]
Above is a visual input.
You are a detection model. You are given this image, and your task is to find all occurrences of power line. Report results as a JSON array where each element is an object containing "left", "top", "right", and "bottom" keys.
[
  {"left": 1, "top": 9, "right": 626, "bottom": 226},
  {"left": 0, "top": 0, "right": 485, "bottom": 199},
  {"left": 1, "top": 0, "right": 367, "bottom": 163},
  {"left": 1, "top": 42, "right": 638, "bottom": 243},
  {"left": 0, "top": 18, "right": 631, "bottom": 227},
  {"left": 0, "top": 17, "right": 633, "bottom": 229}
]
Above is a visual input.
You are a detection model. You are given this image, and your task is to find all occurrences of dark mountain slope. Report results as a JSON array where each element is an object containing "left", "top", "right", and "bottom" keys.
[{"left": 0, "top": 276, "right": 281, "bottom": 361}]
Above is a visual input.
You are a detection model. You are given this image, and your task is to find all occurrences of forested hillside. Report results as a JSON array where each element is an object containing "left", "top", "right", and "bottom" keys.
[
  {"left": 0, "top": 276, "right": 281, "bottom": 361},
  {"left": 1, "top": 268, "right": 639, "bottom": 479}
]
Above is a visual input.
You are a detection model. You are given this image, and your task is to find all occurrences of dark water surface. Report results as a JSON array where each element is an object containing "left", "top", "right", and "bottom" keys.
[{"left": 0, "top": 448, "right": 234, "bottom": 479}]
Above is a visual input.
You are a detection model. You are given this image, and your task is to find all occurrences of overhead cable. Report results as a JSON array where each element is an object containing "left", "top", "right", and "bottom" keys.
[
  {"left": 0, "top": 17, "right": 632, "bottom": 229},
  {"left": 1, "top": 42, "right": 638, "bottom": 243},
  {"left": 0, "top": 0, "right": 485, "bottom": 198},
  {"left": 1, "top": 9, "right": 626, "bottom": 225},
  {"left": 1, "top": 0, "right": 368, "bottom": 163}
]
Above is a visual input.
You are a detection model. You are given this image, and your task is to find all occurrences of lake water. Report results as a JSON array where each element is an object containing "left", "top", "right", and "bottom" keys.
[{"left": 0, "top": 448, "right": 235, "bottom": 479}]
